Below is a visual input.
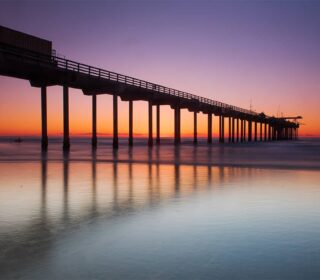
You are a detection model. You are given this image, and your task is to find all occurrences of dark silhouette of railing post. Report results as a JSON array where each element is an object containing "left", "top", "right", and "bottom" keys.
[
  {"left": 129, "top": 100, "right": 133, "bottom": 146},
  {"left": 92, "top": 94, "right": 97, "bottom": 148},
  {"left": 113, "top": 94, "right": 118, "bottom": 149},
  {"left": 174, "top": 106, "right": 181, "bottom": 145},
  {"left": 148, "top": 101, "right": 153, "bottom": 147},
  {"left": 156, "top": 105, "right": 160, "bottom": 144},
  {"left": 254, "top": 121, "right": 257, "bottom": 141},
  {"left": 41, "top": 86, "right": 48, "bottom": 149},
  {"left": 207, "top": 113, "right": 212, "bottom": 144},
  {"left": 236, "top": 118, "right": 239, "bottom": 142},
  {"left": 193, "top": 111, "right": 198, "bottom": 144},
  {"left": 63, "top": 86, "right": 70, "bottom": 150}
]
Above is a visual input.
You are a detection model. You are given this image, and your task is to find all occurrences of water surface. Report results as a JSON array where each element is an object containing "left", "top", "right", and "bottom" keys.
[{"left": 0, "top": 138, "right": 319, "bottom": 279}]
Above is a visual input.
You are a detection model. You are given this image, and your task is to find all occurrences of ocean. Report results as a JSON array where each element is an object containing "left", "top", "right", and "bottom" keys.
[{"left": 0, "top": 138, "right": 319, "bottom": 279}]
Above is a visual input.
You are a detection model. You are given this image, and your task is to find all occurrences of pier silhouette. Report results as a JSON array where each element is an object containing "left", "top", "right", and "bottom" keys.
[{"left": 0, "top": 25, "right": 300, "bottom": 150}]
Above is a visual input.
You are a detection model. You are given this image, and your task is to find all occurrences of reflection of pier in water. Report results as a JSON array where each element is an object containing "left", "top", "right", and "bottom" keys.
[{"left": 0, "top": 149, "right": 261, "bottom": 277}]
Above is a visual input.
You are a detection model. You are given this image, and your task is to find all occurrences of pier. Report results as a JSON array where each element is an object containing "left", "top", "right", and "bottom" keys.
[{"left": 0, "top": 26, "right": 300, "bottom": 149}]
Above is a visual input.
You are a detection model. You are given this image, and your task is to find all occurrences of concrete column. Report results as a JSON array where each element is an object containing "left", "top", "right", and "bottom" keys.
[
  {"left": 129, "top": 100, "right": 133, "bottom": 146},
  {"left": 63, "top": 86, "right": 70, "bottom": 150},
  {"left": 174, "top": 106, "right": 181, "bottom": 145},
  {"left": 236, "top": 118, "right": 239, "bottom": 142},
  {"left": 156, "top": 104, "right": 160, "bottom": 144},
  {"left": 218, "top": 115, "right": 221, "bottom": 143},
  {"left": 260, "top": 122, "right": 262, "bottom": 141},
  {"left": 254, "top": 121, "right": 257, "bottom": 141},
  {"left": 113, "top": 94, "right": 118, "bottom": 149},
  {"left": 248, "top": 120, "right": 252, "bottom": 142},
  {"left": 148, "top": 101, "right": 153, "bottom": 147},
  {"left": 207, "top": 113, "right": 212, "bottom": 144},
  {"left": 268, "top": 124, "right": 271, "bottom": 141},
  {"left": 244, "top": 120, "right": 247, "bottom": 141},
  {"left": 194, "top": 111, "right": 198, "bottom": 144},
  {"left": 222, "top": 116, "right": 225, "bottom": 143},
  {"left": 92, "top": 94, "right": 97, "bottom": 148},
  {"left": 232, "top": 117, "right": 235, "bottom": 143},
  {"left": 264, "top": 122, "right": 267, "bottom": 141},
  {"left": 228, "top": 117, "right": 231, "bottom": 142},
  {"left": 41, "top": 86, "right": 48, "bottom": 149},
  {"left": 240, "top": 119, "right": 244, "bottom": 142}
]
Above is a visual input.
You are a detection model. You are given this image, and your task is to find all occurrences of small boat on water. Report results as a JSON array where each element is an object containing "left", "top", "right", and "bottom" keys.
[{"left": 13, "top": 137, "right": 22, "bottom": 143}]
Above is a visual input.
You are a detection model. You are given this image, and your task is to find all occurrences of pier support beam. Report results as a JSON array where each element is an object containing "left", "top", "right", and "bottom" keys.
[
  {"left": 113, "top": 94, "right": 118, "bottom": 149},
  {"left": 268, "top": 124, "right": 271, "bottom": 141},
  {"left": 174, "top": 106, "right": 181, "bottom": 145},
  {"left": 236, "top": 118, "right": 239, "bottom": 142},
  {"left": 207, "top": 113, "right": 212, "bottom": 144},
  {"left": 240, "top": 119, "right": 244, "bottom": 142},
  {"left": 254, "top": 121, "right": 257, "bottom": 141},
  {"left": 244, "top": 120, "right": 247, "bottom": 141},
  {"left": 231, "top": 117, "right": 235, "bottom": 143},
  {"left": 228, "top": 117, "right": 232, "bottom": 143},
  {"left": 248, "top": 120, "right": 252, "bottom": 142},
  {"left": 92, "top": 94, "right": 97, "bottom": 148},
  {"left": 264, "top": 122, "right": 267, "bottom": 141},
  {"left": 272, "top": 126, "right": 276, "bottom": 141},
  {"left": 260, "top": 122, "right": 262, "bottom": 141},
  {"left": 219, "top": 115, "right": 222, "bottom": 143},
  {"left": 129, "top": 100, "right": 133, "bottom": 146},
  {"left": 63, "top": 86, "right": 70, "bottom": 150},
  {"left": 148, "top": 101, "right": 153, "bottom": 147},
  {"left": 193, "top": 111, "right": 198, "bottom": 144},
  {"left": 41, "top": 86, "right": 48, "bottom": 149},
  {"left": 156, "top": 105, "right": 160, "bottom": 144}
]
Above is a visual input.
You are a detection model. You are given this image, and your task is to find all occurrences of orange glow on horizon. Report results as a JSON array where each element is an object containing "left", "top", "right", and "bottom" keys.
[{"left": 0, "top": 78, "right": 319, "bottom": 138}]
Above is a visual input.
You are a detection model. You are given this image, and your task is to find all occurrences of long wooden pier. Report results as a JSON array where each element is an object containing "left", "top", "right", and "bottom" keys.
[{"left": 0, "top": 26, "right": 299, "bottom": 150}]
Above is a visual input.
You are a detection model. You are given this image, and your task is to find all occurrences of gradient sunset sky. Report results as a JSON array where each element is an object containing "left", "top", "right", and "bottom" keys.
[{"left": 1, "top": 0, "right": 319, "bottom": 137}]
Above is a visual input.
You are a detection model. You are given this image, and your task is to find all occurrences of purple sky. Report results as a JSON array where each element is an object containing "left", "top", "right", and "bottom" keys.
[{"left": 1, "top": 0, "right": 320, "bottom": 136}]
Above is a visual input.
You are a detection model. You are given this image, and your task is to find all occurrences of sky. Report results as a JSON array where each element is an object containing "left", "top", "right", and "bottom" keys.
[{"left": 0, "top": 0, "right": 319, "bottom": 137}]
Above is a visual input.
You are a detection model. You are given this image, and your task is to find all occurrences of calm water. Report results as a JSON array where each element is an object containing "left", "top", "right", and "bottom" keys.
[{"left": 0, "top": 138, "right": 320, "bottom": 279}]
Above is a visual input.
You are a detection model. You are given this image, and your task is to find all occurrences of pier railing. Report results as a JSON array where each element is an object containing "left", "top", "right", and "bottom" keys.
[{"left": 1, "top": 43, "right": 257, "bottom": 116}]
